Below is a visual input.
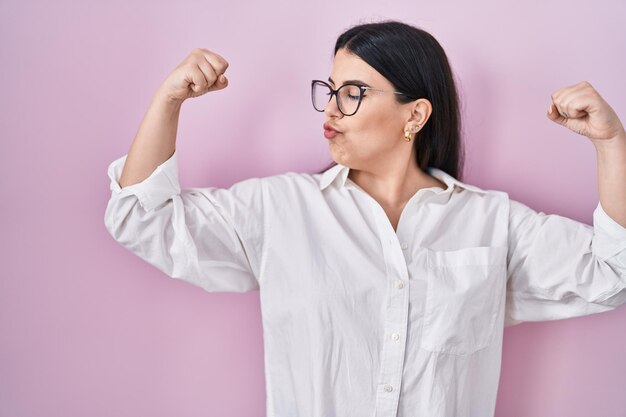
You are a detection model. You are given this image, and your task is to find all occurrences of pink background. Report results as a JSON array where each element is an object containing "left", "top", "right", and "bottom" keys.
[{"left": 1, "top": 0, "right": 625, "bottom": 416}]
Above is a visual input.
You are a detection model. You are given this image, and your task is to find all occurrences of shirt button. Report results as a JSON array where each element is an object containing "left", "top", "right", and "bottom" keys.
[
  {"left": 384, "top": 384, "right": 393, "bottom": 392},
  {"left": 397, "top": 280, "right": 405, "bottom": 289},
  {"left": 401, "top": 243, "right": 408, "bottom": 250},
  {"left": 392, "top": 333, "right": 400, "bottom": 341}
]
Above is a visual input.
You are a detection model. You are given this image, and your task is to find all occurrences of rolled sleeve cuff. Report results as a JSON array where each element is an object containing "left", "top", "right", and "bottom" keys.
[
  {"left": 592, "top": 200, "right": 626, "bottom": 262},
  {"left": 107, "top": 150, "right": 181, "bottom": 212}
]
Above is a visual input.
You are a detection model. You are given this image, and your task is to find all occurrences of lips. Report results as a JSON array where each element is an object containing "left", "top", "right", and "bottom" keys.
[{"left": 323, "top": 122, "right": 341, "bottom": 133}]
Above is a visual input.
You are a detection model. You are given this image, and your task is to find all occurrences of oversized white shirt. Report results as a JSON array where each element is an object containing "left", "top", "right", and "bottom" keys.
[{"left": 104, "top": 150, "right": 626, "bottom": 417}]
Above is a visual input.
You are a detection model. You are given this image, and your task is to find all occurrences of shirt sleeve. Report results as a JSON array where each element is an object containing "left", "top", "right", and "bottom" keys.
[
  {"left": 504, "top": 198, "right": 626, "bottom": 327},
  {"left": 103, "top": 150, "right": 265, "bottom": 293}
]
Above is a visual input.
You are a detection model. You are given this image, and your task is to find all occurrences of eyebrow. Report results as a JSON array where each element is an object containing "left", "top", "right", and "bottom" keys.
[{"left": 328, "top": 76, "right": 372, "bottom": 88}]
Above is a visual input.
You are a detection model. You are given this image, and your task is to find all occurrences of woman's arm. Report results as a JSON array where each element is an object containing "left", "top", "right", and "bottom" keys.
[
  {"left": 105, "top": 49, "right": 267, "bottom": 292},
  {"left": 503, "top": 82, "right": 626, "bottom": 326},
  {"left": 118, "top": 48, "right": 229, "bottom": 188},
  {"left": 547, "top": 80, "right": 626, "bottom": 227},
  {"left": 118, "top": 90, "right": 181, "bottom": 188},
  {"left": 595, "top": 135, "right": 626, "bottom": 228}
]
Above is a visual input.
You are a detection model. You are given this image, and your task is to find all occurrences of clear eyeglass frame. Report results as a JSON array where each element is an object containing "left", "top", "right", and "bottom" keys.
[{"left": 311, "top": 79, "right": 410, "bottom": 116}]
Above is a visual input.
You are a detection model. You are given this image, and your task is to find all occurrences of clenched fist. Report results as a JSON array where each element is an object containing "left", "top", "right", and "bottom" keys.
[
  {"left": 157, "top": 48, "right": 230, "bottom": 103},
  {"left": 547, "top": 81, "right": 625, "bottom": 144}
]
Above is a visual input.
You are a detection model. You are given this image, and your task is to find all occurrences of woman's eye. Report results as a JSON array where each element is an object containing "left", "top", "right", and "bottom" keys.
[{"left": 347, "top": 94, "right": 360, "bottom": 100}]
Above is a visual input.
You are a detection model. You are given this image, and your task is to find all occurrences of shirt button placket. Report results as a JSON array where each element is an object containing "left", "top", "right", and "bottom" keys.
[
  {"left": 375, "top": 234, "right": 410, "bottom": 417},
  {"left": 371, "top": 204, "right": 410, "bottom": 417}
]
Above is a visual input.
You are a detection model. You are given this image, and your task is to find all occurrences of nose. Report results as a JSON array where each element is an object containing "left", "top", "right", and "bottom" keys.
[{"left": 324, "top": 93, "right": 343, "bottom": 118}]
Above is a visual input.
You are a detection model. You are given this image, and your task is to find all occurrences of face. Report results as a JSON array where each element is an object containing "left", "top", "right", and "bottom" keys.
[{"left": 324, "top": 48, "right": 423, "bottom": 171}]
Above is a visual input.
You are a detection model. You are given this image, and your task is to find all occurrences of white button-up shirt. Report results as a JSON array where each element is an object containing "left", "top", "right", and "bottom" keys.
[{"left": 104, "top": 150, "right": 626, "bottom": 417}]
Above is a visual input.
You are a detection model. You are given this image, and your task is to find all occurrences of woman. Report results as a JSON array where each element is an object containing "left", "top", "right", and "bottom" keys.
[{"left": 104, "top": 20, "right": 626, "bottom": 417}]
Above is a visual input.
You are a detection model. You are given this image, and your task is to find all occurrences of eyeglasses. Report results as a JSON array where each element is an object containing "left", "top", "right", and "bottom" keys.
[{"left": 311, "top": 79, "right": 410, "bottom": 116}]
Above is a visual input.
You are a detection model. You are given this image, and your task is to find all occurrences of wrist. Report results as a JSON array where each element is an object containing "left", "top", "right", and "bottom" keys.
[
  {"left": 153, "top": 87, "right": 184, "bottom": 111},
  {"left": 592, "top": 131, "right": 626, "bottom": 153}
]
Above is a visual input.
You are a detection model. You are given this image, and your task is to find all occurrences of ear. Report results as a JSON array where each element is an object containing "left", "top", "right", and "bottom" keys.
[{"left": 406, "top": 98, "right": 432, "bottom": 127}]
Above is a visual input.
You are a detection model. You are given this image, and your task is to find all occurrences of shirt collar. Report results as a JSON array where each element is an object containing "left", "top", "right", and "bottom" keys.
[{"left": 319, "top": 163, "right": 488, "bottom": 194}]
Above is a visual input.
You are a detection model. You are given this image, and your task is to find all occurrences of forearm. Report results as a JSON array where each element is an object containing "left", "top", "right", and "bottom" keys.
[
  {"left": 118, "top": 88, "right": 183, "bottom": 188},
  {"left": 595, "top": 133, "right": 626, "bottom": 228}
]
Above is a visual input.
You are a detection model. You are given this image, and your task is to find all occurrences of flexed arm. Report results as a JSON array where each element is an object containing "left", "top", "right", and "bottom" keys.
[
  {"left": 503, "top": 83, "right": 626, "bottom": 326},
  {"left": 119, "top": 48, "right": 230, "bottom": 188},
  {"left": 105, "top": 49, "right": 265, "bottom": 293},
  {"left": 547, "top": 80, "right": 626, "bottom": 227}
]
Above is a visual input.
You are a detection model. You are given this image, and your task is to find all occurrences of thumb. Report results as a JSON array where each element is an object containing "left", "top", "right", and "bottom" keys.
[
  {"left": 547, "top": 103, "right": 567, "bottom": 125},
  {"left": 208, "top": 74, "right": 228, "bottom": 92},
  {"left": 547, "top": 103, "right": 589, "bottom": 136}
]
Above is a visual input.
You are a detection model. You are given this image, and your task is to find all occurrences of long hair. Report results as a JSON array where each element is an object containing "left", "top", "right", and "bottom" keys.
[{"left": 317, "top": 19, "right": 465, "bottom": 180}]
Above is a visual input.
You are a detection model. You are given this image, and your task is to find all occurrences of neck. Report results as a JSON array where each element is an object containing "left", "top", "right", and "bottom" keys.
[{"left": 348, "top": 159, "right": 443, "bottom": 207}]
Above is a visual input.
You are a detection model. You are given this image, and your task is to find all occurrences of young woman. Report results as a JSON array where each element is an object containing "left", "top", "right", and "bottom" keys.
[{"left": 104, "top": 20, "right": 626, "bottom": 417}]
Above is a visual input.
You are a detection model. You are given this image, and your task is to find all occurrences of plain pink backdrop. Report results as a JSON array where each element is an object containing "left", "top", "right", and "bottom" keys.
[{"left": 1, "top": 0, "right": 625, "bottom": 416}]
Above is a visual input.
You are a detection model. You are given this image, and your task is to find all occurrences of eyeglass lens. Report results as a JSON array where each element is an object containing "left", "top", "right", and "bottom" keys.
[{"left": 312, "top": 82, "right": 362, "bottom": 115}]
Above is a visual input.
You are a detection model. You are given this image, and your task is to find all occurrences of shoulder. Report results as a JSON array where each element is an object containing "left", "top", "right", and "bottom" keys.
[
  {"left": 259, "top": 170, "right": 323, "bottom": 193},
  {"left": 443, "top": 180, "right": 511, "bottom": 229},
  {"left": 427, "top": 167, "right": 508, "bottom": 203},
  {"left": 450, "top": 179, "right": 509, "bottom": 204},
  {"left": 197, "top": 172, "right": 323, "bottom": 206}
]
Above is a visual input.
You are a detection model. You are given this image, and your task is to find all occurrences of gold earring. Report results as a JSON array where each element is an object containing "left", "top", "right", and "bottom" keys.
[{"left": 404, "top": 124, "right": 421, "bottom": 142}]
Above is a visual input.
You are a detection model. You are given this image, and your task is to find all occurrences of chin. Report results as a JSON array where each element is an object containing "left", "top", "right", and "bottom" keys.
[{"left": 329, "top": 146, "right": 349, "bottom": 166}]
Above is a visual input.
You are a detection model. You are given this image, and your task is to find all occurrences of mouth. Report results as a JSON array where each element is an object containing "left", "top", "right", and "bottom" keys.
[
  {"left": 323, "top": 122, "right": 341, "bottom": 133},
  {"left": 323, "top": 128, "right": 339, "bottom": 139},
  {"left": 323, "top": 122, "right": 341, "bottom": 140}
]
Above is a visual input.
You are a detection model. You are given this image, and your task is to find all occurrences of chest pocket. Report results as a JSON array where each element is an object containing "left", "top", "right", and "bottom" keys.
[{"left": 420, "top": 246, "right": 508, "bottom": 355}]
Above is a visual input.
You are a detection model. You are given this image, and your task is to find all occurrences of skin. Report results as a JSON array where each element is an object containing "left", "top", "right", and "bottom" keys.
[
  {"left": 325, "top": 48, "right": 446, "bottom": 230},
  {"left": 546, "top": 81, "right": 626, "bottom": 227}
]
